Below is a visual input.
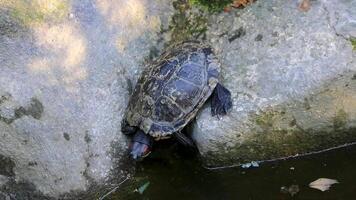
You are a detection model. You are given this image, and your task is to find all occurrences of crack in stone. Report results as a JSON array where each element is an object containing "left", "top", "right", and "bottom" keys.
[
  {"left": 321, "top": 1, "right": 355, "bottom": 69},
  {"left": 321, "top": 1, "right": 348, "bottom": 41}
]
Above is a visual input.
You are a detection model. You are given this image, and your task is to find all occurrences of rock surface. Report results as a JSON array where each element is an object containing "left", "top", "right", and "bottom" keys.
[
  {"left": 1, "top": 0, "right": 356, "bottom": 198},
  {"left": 322, "top": 0, "right": 356, "bottom": 39},
  {"left": 0, "top": 0, "right": 173, "bottom": 198},
  {"left": 192, "top": 0, "right": 356, "bottom": 167}
]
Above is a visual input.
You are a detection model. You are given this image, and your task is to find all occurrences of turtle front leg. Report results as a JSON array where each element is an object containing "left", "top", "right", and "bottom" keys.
[
  {"left": 121, "top": 120, "right": 137, "bottom": 135},
  {"left": 211, "top": 83, "right": 232, "bottom": 116}
]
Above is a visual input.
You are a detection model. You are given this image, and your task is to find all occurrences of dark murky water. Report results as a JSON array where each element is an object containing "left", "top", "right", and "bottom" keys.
[{"left": 110, "top": 142, "right": 356, "bottom": 200}]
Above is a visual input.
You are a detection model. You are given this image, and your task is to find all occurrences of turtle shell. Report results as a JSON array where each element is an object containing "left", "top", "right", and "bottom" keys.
[{"left": 123, "top": 41, "right": 220, "bottom": 139}]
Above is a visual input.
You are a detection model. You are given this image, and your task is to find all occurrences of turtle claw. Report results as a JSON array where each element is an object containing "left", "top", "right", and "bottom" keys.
[
  {"left": 211, "top": 83, "right": 232, "bottom": 116},
  {"left": 174, "top": 131, "right": 195, "bottom": 148}
]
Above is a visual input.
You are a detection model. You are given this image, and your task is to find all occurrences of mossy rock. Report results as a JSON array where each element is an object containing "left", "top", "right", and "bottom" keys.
[
  {"left": 189, "top": 0, "right": 232, "bottom": 12},
  {"left": 168, "top": 0, "right": 208, "bottom": 44}
]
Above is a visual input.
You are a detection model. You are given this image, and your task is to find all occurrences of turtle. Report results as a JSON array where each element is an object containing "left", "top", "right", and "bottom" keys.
[{"left": 121, "top": 41, "right": 232, "bottom": 160}]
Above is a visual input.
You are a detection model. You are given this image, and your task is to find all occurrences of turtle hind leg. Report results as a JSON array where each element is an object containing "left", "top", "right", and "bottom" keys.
[
  {"left": 173, "top": 131, "right": 195, "bottom": 148},
  {"left": 211, "top": 83, "right": 232, "bottom": 116}
]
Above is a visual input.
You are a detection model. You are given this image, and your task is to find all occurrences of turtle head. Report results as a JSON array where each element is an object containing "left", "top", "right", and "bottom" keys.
[{"left": 130, "top": 130, "right": 153, "bottom": 160}]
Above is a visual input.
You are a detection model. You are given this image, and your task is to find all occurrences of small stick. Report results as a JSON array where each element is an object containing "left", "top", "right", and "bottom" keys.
[{"left": 98, "top": 176, "right": 130, "bottom": 200}]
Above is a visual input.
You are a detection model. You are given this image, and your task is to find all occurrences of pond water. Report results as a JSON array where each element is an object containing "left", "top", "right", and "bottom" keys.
[{"left": 110, "top": 142, "right": 356, "bottom": 200}]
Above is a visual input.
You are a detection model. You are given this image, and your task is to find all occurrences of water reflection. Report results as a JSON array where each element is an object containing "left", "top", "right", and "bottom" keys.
[{"left": 112, "top": 143, "right": 356, "bottom": 200}]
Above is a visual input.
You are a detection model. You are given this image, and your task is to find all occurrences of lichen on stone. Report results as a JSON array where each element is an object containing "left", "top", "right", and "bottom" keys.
[
  {"left": 0, "top": 154, "right": 15, "bottom": 177},
  {"left": 255, "top": 109, "right": 287, "bottom": 131},
  {"left": 63, "top": 132, "right": 70, "bottom": 141},
  {"left": 15, "top": 98, "right": 44, "bottom": 120}
]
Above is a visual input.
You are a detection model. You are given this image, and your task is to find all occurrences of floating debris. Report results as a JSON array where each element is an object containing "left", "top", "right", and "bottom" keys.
[
  {"left": 241, "top": 161, "right": 259, "bottom": 169},
  {"left": 135, "top": 181, "right": 150, "bottom": 194},
  {"left": 309, "top": 178, "right": 339, "bottom": 192},
  {"left": 280, "top": 184, "right": 300, "bottom": 196}
]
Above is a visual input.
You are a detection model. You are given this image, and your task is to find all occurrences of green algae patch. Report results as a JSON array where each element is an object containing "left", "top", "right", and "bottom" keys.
[
  {"left": 2, "top": 0, "right": 70, "bottom": 27},
  {"left": 351, "top": 38, "right": 356, "bottom": 51},
  {"left": 255, "top": 110, "right": 282, "bottom": 130},
  {"left": 189, "top": 0, "right": 232, "bottom": 12}
]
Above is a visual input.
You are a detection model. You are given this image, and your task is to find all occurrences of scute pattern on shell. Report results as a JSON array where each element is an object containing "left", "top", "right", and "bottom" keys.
[{"left": 124, "top": 41, "right": 220, "bottom": 139}]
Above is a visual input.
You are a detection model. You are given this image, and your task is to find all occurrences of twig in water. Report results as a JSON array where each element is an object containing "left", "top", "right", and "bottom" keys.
[{"left": 98, "top": 176, "right": 130, "bottom": 200}]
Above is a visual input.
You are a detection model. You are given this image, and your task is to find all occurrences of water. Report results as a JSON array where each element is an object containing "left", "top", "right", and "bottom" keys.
[{"left": 111, "top": 142, "right": 356, "bottom": 200}]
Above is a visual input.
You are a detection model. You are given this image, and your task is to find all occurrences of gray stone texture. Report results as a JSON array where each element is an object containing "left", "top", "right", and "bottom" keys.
[
  {"left": 0, "top": 0, "right": 356, "bottom": 198},
  {"left": 193, "top": 0, "right": 356, "bottom": 167},
  {"left": 322, "top": 0, "right": 356, "bottom": 39},
  {"left": 0, "top": 0, "right": 173, "bottom": 198}
]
